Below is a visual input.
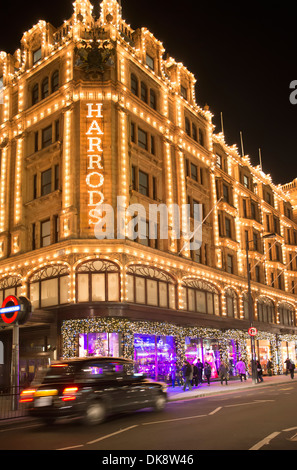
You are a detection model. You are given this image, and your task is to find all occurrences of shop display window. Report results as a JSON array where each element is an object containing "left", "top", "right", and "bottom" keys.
[
  {"left": 185, "top": 337, "right": 220, "bottom": 379},
  {"left": 134, "top": 334, "right": 176, "bottom": 381},
  {"left": 78, "top": 333, "right": 121, "bottom": 358}
]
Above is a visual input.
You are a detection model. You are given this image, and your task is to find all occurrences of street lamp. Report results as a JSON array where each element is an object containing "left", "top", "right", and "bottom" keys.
[{"left": 246, "top": 232, "right": 276, "bottom": 384}]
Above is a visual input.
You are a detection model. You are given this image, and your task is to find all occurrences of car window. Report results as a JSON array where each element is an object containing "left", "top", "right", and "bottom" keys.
[{"left": 43, "top": 364, "right": 77, "bottom": 383}]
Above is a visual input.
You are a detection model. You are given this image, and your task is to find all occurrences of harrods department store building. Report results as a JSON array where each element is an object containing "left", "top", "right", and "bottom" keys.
[{"left": 0, "top": 0, "right": 297, "bottom": 388}]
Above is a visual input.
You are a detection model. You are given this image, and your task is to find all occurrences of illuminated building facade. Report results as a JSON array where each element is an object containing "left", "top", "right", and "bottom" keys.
[{"left": 0, "top": 0, "right": 296, "bottom": 387}]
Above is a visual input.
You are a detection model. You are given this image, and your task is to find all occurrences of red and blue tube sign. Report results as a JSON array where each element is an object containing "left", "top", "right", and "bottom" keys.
[{"left": 0, "top": 295, "right": 31, "bottom": 325}]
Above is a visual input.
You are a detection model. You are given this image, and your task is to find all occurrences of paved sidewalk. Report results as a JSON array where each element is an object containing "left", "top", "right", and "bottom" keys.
[{"left": 167, "top": 374, "right": 296, "bottom": 401}]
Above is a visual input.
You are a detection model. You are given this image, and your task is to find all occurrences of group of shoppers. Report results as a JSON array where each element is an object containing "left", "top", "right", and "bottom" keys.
[{"left": 175, "top": 356, "right": 293, "bottom": 390}]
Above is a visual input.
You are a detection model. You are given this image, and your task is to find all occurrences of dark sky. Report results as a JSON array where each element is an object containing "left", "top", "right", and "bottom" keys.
[{"left": 1, "top": 0, "right": 296, "bottom": 185}]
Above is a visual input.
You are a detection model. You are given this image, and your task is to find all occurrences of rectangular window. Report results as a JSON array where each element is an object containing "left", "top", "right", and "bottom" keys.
[
  {"left": 243, "top": 199, "right": 247, "bottom": 218},
  {"left": 138, "top": 128, "right": 148, "bottom": 150},
  {"left": 54, "top": 164, "right": 59, "bottom": 191},
  {"left": 216, "top": 154, "right": 222, "bottom": 168},
  {"left": 131, "top": 165, "right": 136, "bottom": 190},
  {"left": 151, "top": 135, "right": 155, "bottom": 155},
  {"left": 139, "top": 171, "right": 149, "bottom": 197},
  {"left": 42, "top": 125, "right": 52, "bottom": 148},
  {"left": 251, "top": 202, "right": 256, "bottom": 220},
  {"left": 152, "top": 176, "right": 157, "bottom": 200},
  {"left": 33, "top": 47, "right": 42, "bottom": 64},
  {"left": 181, "top": 85, "right": 187, "bottom": 100},
  {"left": 54, "top": 215, "right": 59, "bottom": 243},
  {"left": 41, "top": 168, "right": 52, "bottom": 196},
  {"left": 190, "top": 163, "right": 198, "bottom": 181},
  {"left": 146, "top": 53, "right": 154, "bottom": 70},
  {"left": 223, "top": 184, "right": 229, "bottom": 203},
  {"left": 34, "top": 131, "right": 39, "bottom": 152},
  {"left": 255, "top": 265, "right": 260, "bottom": 283},
  {"left": 55, "top": 120, "right": 60, "bottom": 142},
  {"left": 227, "top": 254, "right": 234, "bottom": 274},
  {"left": 33, "top": 174, "right": 37, "bottom": 199},
  {"left": 131, "top": 122, "right": 136, "bottom": 143},
  {"left": 32, "top": 223, "right": 36, "bottom": 250},
  {"left": 41, "top": 219, "right": 51, "bottom": 247},
  {"left": 225, "top": 217, "right": 232, "bottom": 238}
]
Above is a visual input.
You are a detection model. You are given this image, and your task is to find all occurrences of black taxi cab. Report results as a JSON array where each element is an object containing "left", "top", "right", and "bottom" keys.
[{"left": 20, "top": 357, "right": 167, "bottom": 425}]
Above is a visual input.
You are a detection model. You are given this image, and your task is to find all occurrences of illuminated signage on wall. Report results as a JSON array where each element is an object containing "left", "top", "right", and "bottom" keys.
[
  {"left": 0, "top": 295, "right": 31, "bottom": 325},
  {"left": 85, "top": 103, "right": 104, "bottom": 225}
]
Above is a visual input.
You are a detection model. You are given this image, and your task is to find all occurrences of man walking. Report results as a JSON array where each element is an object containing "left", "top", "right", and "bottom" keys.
[{"left": 182, "top": 360, "right": 193, "bottom": 391}]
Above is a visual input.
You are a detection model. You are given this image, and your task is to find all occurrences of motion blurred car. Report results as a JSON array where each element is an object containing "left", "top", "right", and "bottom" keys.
[{"left": 20, "top": 357, "right": 167, "bottom": 425}]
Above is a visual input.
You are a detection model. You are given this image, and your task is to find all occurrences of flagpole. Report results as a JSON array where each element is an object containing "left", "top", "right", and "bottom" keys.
[{"left": 240, "top": 131, "right": 245, "bottom": 157}]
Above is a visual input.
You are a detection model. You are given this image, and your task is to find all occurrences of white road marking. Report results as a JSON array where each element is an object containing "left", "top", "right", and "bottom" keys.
[
  {"left": 209, "top": 407, "right": 222, "bottom": 415},
  {"left": 249, "top": 432, "right": 280, "bottom": 450},
  {"left": 58, "top": 444, "right": 85, "bottom": 450},
  {"left": 225, "top": 399, "right": 275, "bottom": 408},
  {"left": 282, "top": 426, "right": 297, "bottom": 432},
  {"left": 86, "top": 425, "right": 138, "bottom": 445},
  {"left": 0, "top": 423, "right": 40, "bottom": 433},
  {"left": 142, "top": 414, "right": 208, "bottom": 426}
]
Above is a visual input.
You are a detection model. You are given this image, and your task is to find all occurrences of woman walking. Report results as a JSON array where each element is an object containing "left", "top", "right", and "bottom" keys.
[
  {"left": 219, "top": 362, "right": 228, "bottom": 385},
  {"left": 256, "top": 360, "right": 263, "bottom": 383}
]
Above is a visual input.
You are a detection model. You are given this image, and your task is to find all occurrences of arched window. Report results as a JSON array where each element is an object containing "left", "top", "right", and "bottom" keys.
[
  {"left": 0, "top": 276, "right": 22, "bottom": 305},
  {"left": 131, "top": 73, "right": 138, "bottom": 96},
  {"left": 76, "top": 259, "right": 120, "bottom": 303},
  {"left": 278, "top": 303, "right": 295, "bottom": 326},
  {"left": 51, "top": 70, "right": 59, "bottom": 93},
  {"left": 225, "top": 288, "right": 239, "bottom": 318},
  {"left": 28, "top": 264, "right": 70, "bottom": 309},
  {"left": 257, "top": 297, "right": 275, "bottom": 323},
  {"left": 181, "top": 279, "right": 220, "bottom": 315},
  {"left": 41, "top": 77, "right": 49, "bottom": 100},
  {"left": 32, "top": 84, "right": 39, "bottom": 106},
  {"left": 242, "top": 292, "right": 251, "bottom": 320},
  {"left": 126, "top": 265, "right": 176, "bottom": 309}
]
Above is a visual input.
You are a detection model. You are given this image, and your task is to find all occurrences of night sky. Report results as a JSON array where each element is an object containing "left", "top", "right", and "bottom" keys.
[{"left": 1, "top": 0, "right": 296, "bottom": 185}]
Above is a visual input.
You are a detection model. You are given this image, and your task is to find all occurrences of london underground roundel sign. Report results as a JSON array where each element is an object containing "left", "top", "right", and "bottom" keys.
[{"left": 0, "top": 295, "right": 31, "bottom": 325}]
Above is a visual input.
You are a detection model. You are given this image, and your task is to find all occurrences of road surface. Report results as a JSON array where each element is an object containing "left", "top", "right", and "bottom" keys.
[{"left": 1, "top": 380, "right": 297, "bottom": 452}]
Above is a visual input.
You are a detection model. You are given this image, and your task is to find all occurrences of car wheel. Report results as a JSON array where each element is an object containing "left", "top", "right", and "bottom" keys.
[
  {"left": 84, "top": 401, "right": 106, "bottom": 425},
  {"left": 153, "top": 393, "right": 166, "bottom": 412}
]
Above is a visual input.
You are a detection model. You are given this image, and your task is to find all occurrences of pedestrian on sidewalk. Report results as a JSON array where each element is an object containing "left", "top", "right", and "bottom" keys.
[
  {"left": 196, "top": 359, "right": 204, "bottom": 385},
  {"left": 171, "top": 365, "right": 181, "bottom": 387},
  {"left": 219, "top": 362, "right": 228, "bottom": 385},
  {"left": 236, "top": 358, "right": 247, "bottom": 382},
  {"left": 267, "top": 359, "right": 273, "bottom": 376},
  {"left": 288, "top": 360, "right": 295, "bottom": 379},
  {"left": 284, "top": 357, "right": 291, "bottom": 376},
  {"left": 204, "top": 362, "right": 211, "bottom": 385},
  {"left": 192, "top": 364, "right": 199, "bottom": 388},
  {"left": 256, "top": 360, "right": 263, "bottom": 383},
  {"left": 182, "top": 360, "right": 193, "bottom": 391}
]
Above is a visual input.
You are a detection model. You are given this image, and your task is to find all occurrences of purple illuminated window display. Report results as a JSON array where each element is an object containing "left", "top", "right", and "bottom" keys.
[
  {"left": 78, "top": 332, "right": 121, "bottom": 358},
  {"left": 134, "top": 334, "right": 176, "bottom": 382},
  {"left": 185, "top": 337, "right": 220, "bottom": 379}
]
